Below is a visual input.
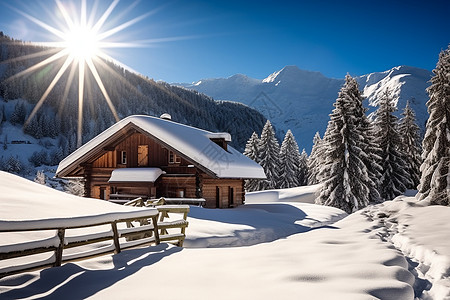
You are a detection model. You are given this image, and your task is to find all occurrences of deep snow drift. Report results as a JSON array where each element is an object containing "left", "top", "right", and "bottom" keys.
[{"left": 0, "top": 172, "right": 449, "bottom": 299}]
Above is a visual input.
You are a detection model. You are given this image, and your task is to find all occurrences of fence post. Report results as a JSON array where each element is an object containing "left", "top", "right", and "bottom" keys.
[
  {"left": 111, "top": 222, "right": 121, "bottom": 254},
  {"left": 152, "top": 215, "right": 160, "bottom": 245},
  {"left": 54, "top": 228, "right": 65, "bottom": 267}
]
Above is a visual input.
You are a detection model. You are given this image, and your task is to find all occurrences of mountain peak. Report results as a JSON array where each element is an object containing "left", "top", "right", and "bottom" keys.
[{"left": 262, "top": 65, "right": 325, "bottom": 83}]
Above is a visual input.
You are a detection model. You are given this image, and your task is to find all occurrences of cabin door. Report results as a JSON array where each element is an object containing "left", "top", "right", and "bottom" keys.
[
  {"left": 216, "top": 187, "right": 220, "bottom": 208},
  {"left": 228, "top": 187, "right": 234, "bottom": 208},
  {"left": 138, "top": 145, "right": 149, "bottom": 166}
]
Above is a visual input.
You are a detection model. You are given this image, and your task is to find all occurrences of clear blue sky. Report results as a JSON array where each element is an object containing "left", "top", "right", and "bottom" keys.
[{"left": 1, "top": 0, "right": 449, "bottom": 83}]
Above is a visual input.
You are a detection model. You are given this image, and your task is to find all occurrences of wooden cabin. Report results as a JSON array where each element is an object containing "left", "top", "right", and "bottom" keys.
[{"left": 55, "top": 114, "right": 266, "bottom": 208}]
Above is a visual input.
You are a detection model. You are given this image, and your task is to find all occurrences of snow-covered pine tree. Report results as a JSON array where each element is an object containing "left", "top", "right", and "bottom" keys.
[
  {"left": 34, "top": 170, "right": 46, "bottom": 185},
  {"left": 279, "top": 130, "right": 301, "bottom": 188},
  {"left": 417, "top": 45, "right": 450, "bottom": 205},
  {"left": 243, "top": 131, "right": 261, "bottom": 192},
  {"left": 373, "top": 88, "right": 412, "bottom": 200},
  {"left": 298, "top": 149, "right": 308, "bottom": 186},
  {"left": 317, "top": 75, "right": 370, "bottom": 213},
  {"left": 399, "top": 101, "right": 422, "bottom": 189},
  {"left": 258, "top": 120, "right": 280, "bottom": 190},
  {"left": 10, "top": 102, "right": 26, "bottom": 125},
  {"left": 65, "top": 178, "right": 85, "bottom": 196},
  {"left": 350, "top": 78, "right": 382, "bottom": 203},
  {"left": 360, "top": 114, "right": 382, "bottom": 203},
  {"left": 307, "top": 132, "right": 323, "bottom": 184}
]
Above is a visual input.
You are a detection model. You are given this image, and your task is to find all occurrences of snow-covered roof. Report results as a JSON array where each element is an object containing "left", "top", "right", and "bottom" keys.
[
  {"left": 109, "top": 168, "right": 164, "bottom": 183},
  {"left": 56, "top": 115, "right": 266, "bottom": 179}
]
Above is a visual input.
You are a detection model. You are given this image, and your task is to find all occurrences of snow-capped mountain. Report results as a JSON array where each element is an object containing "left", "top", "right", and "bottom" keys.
[{"left": 177, "top": 65, "right": 433, "bottom": 152}]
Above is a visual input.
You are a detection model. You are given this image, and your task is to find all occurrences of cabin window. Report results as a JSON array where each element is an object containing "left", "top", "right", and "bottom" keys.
[
  {"left": 121, "top": 151, "right": 127, "bottom": 164},
  {"left": 169, "top": 150, "right": 181, "bottom": 164}
]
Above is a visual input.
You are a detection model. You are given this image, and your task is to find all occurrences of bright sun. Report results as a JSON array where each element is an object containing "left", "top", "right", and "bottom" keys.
[
  {"left": 7, "top": 0, "right": 154, "bottom": 148},
  {"left": 64, "top": 25, "right": 100, "bottom": 61}
]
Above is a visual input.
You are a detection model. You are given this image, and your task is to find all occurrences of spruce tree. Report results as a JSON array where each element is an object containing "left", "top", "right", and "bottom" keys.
[
  {"left": 279, "top": 130, "right": 301, "bottom": 188},
  {"left": 373, "top": 88, "right": 411, "bottom": 200},
  {"left": 360, "top": 115, "right": 382, "bottom": 203},
  {"left": 351, "top": 79, "right": 382, "bottom": 203},
  {"left": 399, "top": 101, "right": 422, "bottom": 189},
  {"left": 34, "top": 170, "right": 46, "bottom": 185},
  {"left": 307, "top": 132, "right": 323, "bottom": 184},
  {"left": 298, "top": 149, "right": 308, "bottom": 186},
  {"left": 258, "top": 120, "right": 280, "bottom": 190},
  {"left": 10, "top": 102, "right": 26, "bottom": 125},
  {"left": 317, "top": 75, "right": 370, "bottom": 213},
  {"left": 417, "top": 45, "right": 450, "bottom": 205},
  {"left": 243, "top": 132, "right": 261, "bottom": 192}
]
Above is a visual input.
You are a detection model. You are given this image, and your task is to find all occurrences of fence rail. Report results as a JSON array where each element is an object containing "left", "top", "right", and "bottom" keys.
[{"left": 0, "top": 210, "right": 160, "bottom": 278}]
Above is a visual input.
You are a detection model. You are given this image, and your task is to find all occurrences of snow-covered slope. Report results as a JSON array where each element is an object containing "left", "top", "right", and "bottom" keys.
[
  {"left": 177, "top": 65, "right": 433, "bottom": 151},
  {"left": 4, "top": 172, "right": 450, "bottom": 298}
]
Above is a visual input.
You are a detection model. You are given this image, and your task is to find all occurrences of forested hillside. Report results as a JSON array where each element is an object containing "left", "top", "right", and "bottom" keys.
[{"left": 0, "top": 33, "right": 267, "bottom": 175}]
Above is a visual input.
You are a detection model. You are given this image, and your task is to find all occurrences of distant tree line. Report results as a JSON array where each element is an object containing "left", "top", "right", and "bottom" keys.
[{"left": 243, "top": 120, "right": 308, "bottom": 192}]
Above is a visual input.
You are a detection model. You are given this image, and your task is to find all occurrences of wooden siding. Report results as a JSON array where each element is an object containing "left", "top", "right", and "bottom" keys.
[
  {"left": 157, "top": 176, "right": 197, "bottom": 198},
  {"left": 91, "top": 132, "right": 192, "bottom": 170},
  {"left": 202, "top": 178, "right": 244, "bottom": 208},
  {"left": 82, "top": 131, "right": 246, "bottom": 208}
]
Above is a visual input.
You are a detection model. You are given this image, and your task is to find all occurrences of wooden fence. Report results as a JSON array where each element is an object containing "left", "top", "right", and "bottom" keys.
[{"left": 0, "top": 210, "right": 160, "bottom": 278}]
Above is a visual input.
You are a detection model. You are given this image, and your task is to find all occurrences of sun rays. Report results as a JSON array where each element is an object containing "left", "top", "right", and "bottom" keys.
[{"left": 4, "top": 0, "right": 150, "bottom": 147}]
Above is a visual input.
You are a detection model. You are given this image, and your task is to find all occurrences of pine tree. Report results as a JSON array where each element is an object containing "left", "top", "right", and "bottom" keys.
[
  {"left": 34, "top": 170, "right": 46, "bottom": 185},
  {"left": 6, "top": 156, "right": 23, "bottom": 174},
  {"left": 351, "top": 81, "right": 382, "bottom": 203},
  {"left": 298, "top": 149, "right": 308, "bottom": 186},
  {"left": 399, "top": 101, "right": 422, "bottom": 189},
  {"left": 417, "top": 45, "right": 450, "bottom": 205},
  {"left": 279, "top": 130, "right": 301, "bottom": 188},
  {"left": 360, "top": 115, "right": 382, "bottom": 203},
  {"left": 10, "top": 102, "right": 26, "bottom": 125},
  {"left": 257, "top": 120, "right": 280, "bottom": 190},
  {"left": 317, "top": 75, "right": 370, "bottom": 213},
  {"left": 243, "top": 132, "right": 261, "bottom": 192},
  {"left": 0, "top": 105, "right": 5, "bottom": 124},
  {"left": 373, "top": 88, "right": 412, "bottom": 200},
  {"left": 307, "top": 132, "right": 323, "bottom": 184},
  {"left": 65, "top": 178, "right": 85, "bottom": 196}
]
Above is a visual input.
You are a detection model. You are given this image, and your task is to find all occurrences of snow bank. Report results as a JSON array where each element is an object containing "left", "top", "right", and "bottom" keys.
[
  {"left": 0, "top": 171, "right": 155, "bottom": 223},
  {"left": 184, "top": 201, "right": 346, "bottom": 247},
  {"left": 245, "top": 184, "right": 320, "bottom": 204},
  {"left": 0, "top": 204, "right": 415, "bottom": 300},
  {"left": 2, "top": 173, "right": 449, "bottom": 299}
]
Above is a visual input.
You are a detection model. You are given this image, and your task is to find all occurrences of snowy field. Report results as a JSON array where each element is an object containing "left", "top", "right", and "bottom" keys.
[{"left": 0, "top": 172, "right": 449, "bottom": 299}]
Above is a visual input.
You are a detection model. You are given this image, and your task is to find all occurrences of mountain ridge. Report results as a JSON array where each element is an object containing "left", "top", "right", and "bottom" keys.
[{"left": 176, "top": 65, "right": 433, "bottom": 152}]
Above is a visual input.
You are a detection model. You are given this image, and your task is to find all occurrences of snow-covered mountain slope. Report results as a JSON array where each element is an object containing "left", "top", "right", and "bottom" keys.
[{"left": 176, "top": 65, "right": 433, "bottom": 152}]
